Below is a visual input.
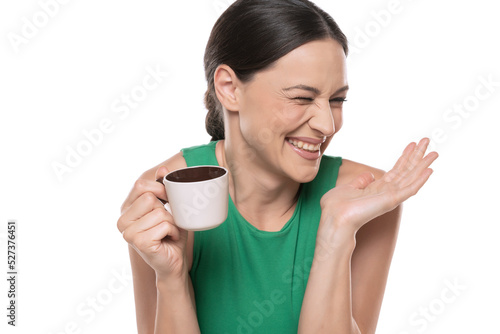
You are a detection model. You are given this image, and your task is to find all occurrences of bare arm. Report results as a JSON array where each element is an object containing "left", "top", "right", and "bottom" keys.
[
  {"left": 119, "top": 152, "right": 198, "bottom": 333},
  {"left": 351, "top": 206, "right": 401, "bottom": 333},
  {"left": 298, "top": 138, "right": 437, "bottom": 333},
  {"left": 128, "top": 228, "right": 198, "bottom": 334},
  {"left": 298, "top": 206, "right": 400, "bottom": 334},
  {"left": 129, "top": 245, "right": 157, "bottom": 334},
  {"left": 155, "top": 274, "right": 200, "bottom": 334},
  {"left": 298, "top": 217, "right": 361, "bottom": 334}
]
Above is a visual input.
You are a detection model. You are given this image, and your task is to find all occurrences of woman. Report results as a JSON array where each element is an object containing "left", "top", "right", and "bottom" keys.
[{"left": 117, "top": 0, "right": 438, "bottom": 333}]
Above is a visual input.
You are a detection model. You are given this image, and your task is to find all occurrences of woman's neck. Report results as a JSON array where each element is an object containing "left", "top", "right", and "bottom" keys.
[{"left": 215, "top": 139, "right": 300, "bottom": 232}]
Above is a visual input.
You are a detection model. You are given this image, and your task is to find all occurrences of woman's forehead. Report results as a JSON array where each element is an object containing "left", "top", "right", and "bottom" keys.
[{"left": 253, "top": 39, "right": 348, "bottom": 93}]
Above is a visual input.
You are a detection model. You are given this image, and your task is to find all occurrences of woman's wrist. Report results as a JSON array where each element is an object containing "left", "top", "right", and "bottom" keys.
[
  {"left": 156, "top": 271, "right": 190, "bottom": 294},
  {"left": 155, "top": 254, "right": 190, "bottom": 290},
  {"left": 317, "top": 213, "right": 357, "bottom": 252},
  {"left": 154, "top": 270, "right": 200, "bottom": 334}
]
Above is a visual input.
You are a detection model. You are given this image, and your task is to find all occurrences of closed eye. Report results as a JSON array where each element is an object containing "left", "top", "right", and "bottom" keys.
[
  {"left": 293, "top": 97, "right": 314, "bottom": 101},
  {"left": 330, "top": 97, "right": 347, "bottom": 106},
  {"left": 292, "top": 97, "right": 347, "bottom": 106},
  {"left": 293, "top": 97, "right": 347, "bottom": 102}
]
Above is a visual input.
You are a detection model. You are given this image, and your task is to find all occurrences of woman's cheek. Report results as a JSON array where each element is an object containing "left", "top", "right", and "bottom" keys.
[
  {"left": 239, "top": 110, "right": 277, "bottom": 148},
  {"left": 257, "top": 104, "right": 297, "bottom": 136},
  {"left": 275, "top": 104, "right": 309, "bottom": 130}
]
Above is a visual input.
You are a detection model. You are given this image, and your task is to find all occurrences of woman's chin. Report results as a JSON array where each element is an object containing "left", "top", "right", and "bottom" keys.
[{"left": 287, "top": 166, "right": 320, "bottom": 184}]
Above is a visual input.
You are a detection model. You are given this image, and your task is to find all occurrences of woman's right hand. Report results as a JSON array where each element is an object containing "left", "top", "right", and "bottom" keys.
[{"left": 117, "top": 166, "right": 189, "bottom": 281}]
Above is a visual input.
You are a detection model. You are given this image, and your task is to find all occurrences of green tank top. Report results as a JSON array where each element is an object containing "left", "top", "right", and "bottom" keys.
[{"left": 182, "top": 141, "right": 342, "bottom": 334}]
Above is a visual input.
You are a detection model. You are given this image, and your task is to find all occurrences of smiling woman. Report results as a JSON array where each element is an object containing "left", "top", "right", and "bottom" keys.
[
  {"left": 219, "top": 38, "right": 348, "bottom": 183},
  {"left": 116, "top": 0, "right": 438, "bottom": 333}
]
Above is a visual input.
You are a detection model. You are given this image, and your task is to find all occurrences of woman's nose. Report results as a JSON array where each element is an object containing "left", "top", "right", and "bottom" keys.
[{"left": 308, "top": 101, "right": 335, "bottom": 137}]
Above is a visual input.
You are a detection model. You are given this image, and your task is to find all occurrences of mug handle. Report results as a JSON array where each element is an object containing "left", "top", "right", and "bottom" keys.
[
  {"left": 156, "top": 177, "right": 173, "bottom": 215},
  {"left": 155, "top": 177, "right": 167, "bottom": 204}
]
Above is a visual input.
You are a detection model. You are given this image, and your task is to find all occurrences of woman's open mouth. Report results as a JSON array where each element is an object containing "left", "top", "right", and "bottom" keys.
[
  {"left": 287, "top": 138, "right": 321, "bottom": 152},
  {"left": 286, "top": 137, "right": 323, "bottom": 160}
]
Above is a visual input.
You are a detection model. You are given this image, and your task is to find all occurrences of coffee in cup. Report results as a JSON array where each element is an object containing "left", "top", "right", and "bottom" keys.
[{"left": 163, "top": 165, "right": 229, "bottom": 231}]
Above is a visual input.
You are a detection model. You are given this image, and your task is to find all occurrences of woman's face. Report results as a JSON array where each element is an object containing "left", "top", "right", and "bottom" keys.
[{"left": 235, "top": 38, "right": 348, "bottom": 183}]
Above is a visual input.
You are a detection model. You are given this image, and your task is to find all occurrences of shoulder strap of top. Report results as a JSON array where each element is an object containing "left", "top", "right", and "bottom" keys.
[{"left": 181, "top": 141, "right": 219, "bottom": 167}]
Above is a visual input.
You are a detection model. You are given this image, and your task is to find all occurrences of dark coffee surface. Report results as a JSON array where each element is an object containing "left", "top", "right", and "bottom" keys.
[{"left": 166, "top": 166, "right": 226, "bottom": 183}]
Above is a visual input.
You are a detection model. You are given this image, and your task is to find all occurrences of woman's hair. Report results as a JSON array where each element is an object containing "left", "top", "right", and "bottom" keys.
[{"left": 204, "top": 0, "right": 349, "bottom": 141}]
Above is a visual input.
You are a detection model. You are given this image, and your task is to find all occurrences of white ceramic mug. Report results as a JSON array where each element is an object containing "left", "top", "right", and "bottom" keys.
[{"left": 163, "top": 165, "right": 229, "bottom": 231}]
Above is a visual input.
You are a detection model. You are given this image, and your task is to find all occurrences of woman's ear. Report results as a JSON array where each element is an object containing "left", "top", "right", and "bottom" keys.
[{"left": 214, "top": 64, "right": 241, "bottom": 112}]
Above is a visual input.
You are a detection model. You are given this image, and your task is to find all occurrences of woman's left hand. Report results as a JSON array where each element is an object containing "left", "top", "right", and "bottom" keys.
[{"left": 320, "top": 138, "right": 438, "bottom": 234}]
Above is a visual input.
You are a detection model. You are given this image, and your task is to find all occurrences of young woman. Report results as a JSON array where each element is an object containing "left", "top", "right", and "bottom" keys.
[{"left": 117, "top": 0, "right": 438, "bottom": 333}]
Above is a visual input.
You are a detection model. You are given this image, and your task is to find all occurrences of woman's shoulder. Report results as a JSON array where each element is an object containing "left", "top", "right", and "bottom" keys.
[
  {"left": 336, "top": 158, "right": 386, "bottom": 186},
  {"left": 139, "top": 151, "right": 187, "bottom": 181},
  {"left": 140, "top": 141, "right": 218, "bottom": 180}
]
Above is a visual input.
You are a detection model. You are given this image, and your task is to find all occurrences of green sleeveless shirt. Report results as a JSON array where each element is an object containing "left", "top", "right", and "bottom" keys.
[{"left": 182, "top": 141, "right": 342, "bottom": 334}]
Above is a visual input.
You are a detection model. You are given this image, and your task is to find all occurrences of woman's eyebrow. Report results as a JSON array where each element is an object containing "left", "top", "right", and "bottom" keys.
[
  {"left": 283, "top": 84, "right": 320, "bottom": 94},
  {"left": 283, "top": 84, "right": 349, "bottom": 95},
  {"left": 333, "top": 85, "right": 349, "bottom": 95}
]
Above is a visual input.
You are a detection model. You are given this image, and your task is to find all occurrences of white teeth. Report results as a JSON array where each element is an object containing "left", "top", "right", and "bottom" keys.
[{"left": 287, "top": 139, "right": 320, "bottom": 152}]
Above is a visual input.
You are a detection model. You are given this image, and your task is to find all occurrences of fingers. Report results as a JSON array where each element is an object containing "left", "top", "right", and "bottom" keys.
[
  {"left": 155, "top": 166, "right": 169, "bottom": 183},
  {"left": 155, "top": 166, "right": 170, "bottom": 204},
  {"left": 393, "top": 141, "right": 416, "bottom": 170},
  {"left": 390, "top": 138, "right": 435, "bottom": 183},
  {"left": 396, "top": 137, "right": 438, "bottom": 188},
  {"left": 143, "top": 220, "right": 180, "bottom": 245},
  {"left": 397, "top": 167, "right": 434, "bottom": 203},
  {"left": 408, "top": 138, "right": 430, "bottom": 171},
  {"left": 155, "top": 175, "right": 167, "bottom": 205},
  {"left": 120, "top": 167, "right": 169, "bottom": 213},
  {"left": 349, "top": 171, "right": 376, "bottom": 190},
  {"left": 122, "top": 207, "right": 180, "bottom": 247},
  {"left": 385, "top": 142, "right": 416, "bottom": 182},
  {"left": 400, "top": 150, "right": 439, "bottom": 188},
  {"left": 400, "top": 138, "right": 427, "bottom": 173},
  {"left": 384, "top": 138, "right": 438, "bottom": 204},
  {"left": 117, "top": 192, "right": 166, "bottom": 233}
]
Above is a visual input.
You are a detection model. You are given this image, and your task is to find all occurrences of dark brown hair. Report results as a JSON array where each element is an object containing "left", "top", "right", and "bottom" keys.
[{"left": 204, "top": 0, "right": 349, "bottom": 141}]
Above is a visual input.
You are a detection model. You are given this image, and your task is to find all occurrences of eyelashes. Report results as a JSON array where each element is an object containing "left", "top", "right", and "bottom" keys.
[
  {"left": 330, "top": 97, "right": 348, "bottom": 103},
  {"left": 292, "top": 97, "right": 347, "bottom": 104}
]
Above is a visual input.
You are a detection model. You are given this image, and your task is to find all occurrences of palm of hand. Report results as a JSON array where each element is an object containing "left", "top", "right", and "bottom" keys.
[{"left": 320, "top": 138, "right": 438, "bottom": 232}]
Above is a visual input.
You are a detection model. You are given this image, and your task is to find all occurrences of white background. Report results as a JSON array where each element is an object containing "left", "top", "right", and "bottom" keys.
[{"left": 1, "top": 0, "right": 499, "bottom": 333}]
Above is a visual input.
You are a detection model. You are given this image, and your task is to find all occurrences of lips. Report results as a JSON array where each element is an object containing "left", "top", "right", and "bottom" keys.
[
  {"left": 287, "top": 138, "right": 321, "bottom": 152},
  {"left": 285, "top": 136, "right": 325, "bottom": 160},
  {"left": 286, "top": 136, "right": 325, "bottom": 151}
]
